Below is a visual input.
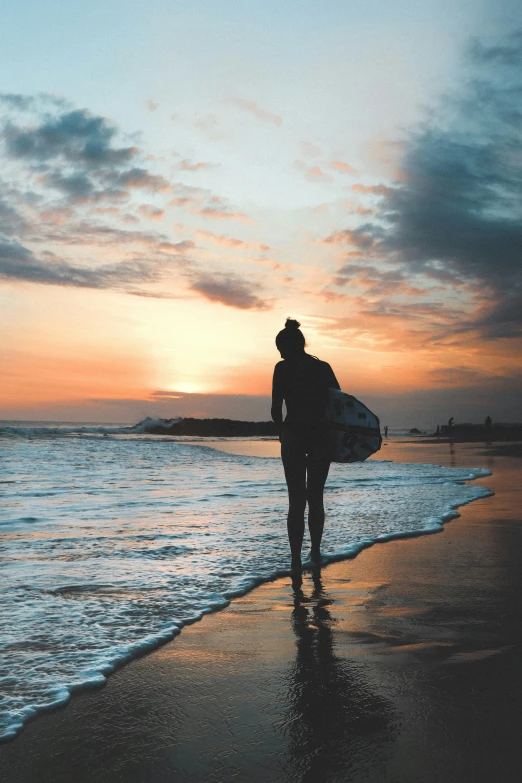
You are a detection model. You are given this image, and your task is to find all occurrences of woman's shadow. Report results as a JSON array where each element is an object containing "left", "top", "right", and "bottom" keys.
[{"left": 282, "top": 570, "right": 397, "bottom": 782}]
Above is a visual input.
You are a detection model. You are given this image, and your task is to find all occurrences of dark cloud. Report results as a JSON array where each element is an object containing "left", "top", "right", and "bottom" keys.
[
  {"left": 325, "top": 224, "right": 382, "bottom": 249},
  {"left": 326, "top": 31, "right": 522, "bottom": 341},
  {"left": 1, "top": 224, "right": 263, "bottom": 311},
  {"left": 3, "top": 108, "right": 136, "bottom": 167},
  {"left": 44, "top": 172, "right": 96, "bottom": 200},
  {"left": 0, "top": 99, "right": 171, "bottom": 212},
  {"left": 0, "top": 238, "right": 33, "bottom": 266},
  {"left": 333, "top": 262, "right": 428, "bottom": 296},
  {"left": 0, "top": 95, "right": 263, "bottom": 308},
  {"left": 189, "top": 274, "right": 269, "bottom": 310},
  {"left": 469, "top": 31, "right": 522, "bottom": 67},
  {"left": 0, "top": 196, "right": 28, "bottom": 236},
  {"left": 0, "top": 97, "right": 190, "bottom": 297},
  {"left": 31, "top": 220, "right": 195, "bottom": 255},
  {"left": 358, "top": 299, "right": 464, "bottom": 324},
  {"left": 111, "top": 168, "right": 169, "bottom": 191},
  {"left": 0, "top": 93, "right": 35, "bottom": 111},
  {"left": 0, "top": 93, "right": 69, "bottom": 112},
  {"left": 0, "top": 235, "right": 190, "bottom": 293},
  {"left": 427, "top": 366, "right": 486, "bottom": 386}
]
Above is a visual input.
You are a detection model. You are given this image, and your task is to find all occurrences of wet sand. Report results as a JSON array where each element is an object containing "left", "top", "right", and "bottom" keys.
[{"left": 2, "top": 440, "right": 522, "bottom": 782}]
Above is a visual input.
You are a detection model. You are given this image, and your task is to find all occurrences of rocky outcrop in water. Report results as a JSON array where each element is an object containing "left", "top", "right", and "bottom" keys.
[{"left": 136, "top": 417, "right": 278, "bottom": 437}]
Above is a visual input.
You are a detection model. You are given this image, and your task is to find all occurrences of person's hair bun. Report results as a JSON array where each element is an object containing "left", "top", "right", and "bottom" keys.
[{"left": 275, "top": 317, "right": 306, "bottom": 351}]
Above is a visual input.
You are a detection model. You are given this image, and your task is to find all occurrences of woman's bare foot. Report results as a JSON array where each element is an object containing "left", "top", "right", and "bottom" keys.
[{"left": 291, "top": 571, "right": 303, "bottom": 591}]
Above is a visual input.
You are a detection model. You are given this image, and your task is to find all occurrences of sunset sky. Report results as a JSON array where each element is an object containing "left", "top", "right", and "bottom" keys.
[{"left": 1, "top": 0, "right": 521, "bottom": 427}]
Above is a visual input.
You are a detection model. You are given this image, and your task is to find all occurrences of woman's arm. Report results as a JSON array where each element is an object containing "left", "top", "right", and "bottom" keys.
[
  {"left": 271, "top": 363, "right": 284, "bottom": 440},
  {"left": 325, "top": 363, "right": 341, "bottom": 391}
]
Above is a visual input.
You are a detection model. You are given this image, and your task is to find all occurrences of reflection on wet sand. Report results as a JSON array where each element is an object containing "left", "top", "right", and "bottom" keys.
[{"left": 282, "top": 571, "right": 397, "bottom": 782}]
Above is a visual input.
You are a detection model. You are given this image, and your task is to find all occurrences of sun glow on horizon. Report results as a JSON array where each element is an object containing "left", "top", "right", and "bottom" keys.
[{"left": 169, "top": 381, "right": 211, "bottom": 395}]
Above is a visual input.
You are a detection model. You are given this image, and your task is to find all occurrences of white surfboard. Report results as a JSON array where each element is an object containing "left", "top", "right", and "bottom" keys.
[{"left": 327, "top": 388, "right": 382, "bottom": 463}]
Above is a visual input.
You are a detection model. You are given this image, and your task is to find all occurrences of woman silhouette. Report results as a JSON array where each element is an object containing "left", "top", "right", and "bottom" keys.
[{"left": 271, "top": 319, "right": 340, "bottom": 572}]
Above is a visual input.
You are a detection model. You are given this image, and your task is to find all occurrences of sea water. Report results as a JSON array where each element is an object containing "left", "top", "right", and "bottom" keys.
[{"left": 0, "top": 423, "right": 492, "bottom": 741}]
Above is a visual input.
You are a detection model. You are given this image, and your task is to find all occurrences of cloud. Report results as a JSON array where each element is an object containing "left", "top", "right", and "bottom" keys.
[
  {"left": 0, "top": 93, "right": 36, "bottom": 111},
  {"left": 39, "top": 206, "right": 75, "bottom": 225},
  {"left": 3, "top": 108, "right": 137, "bottom": 167},
  {"left": 294, "top": 160, "right": 333, "bottom": 183},
  {"left": 196, "top": 230, "right": 243, "bottom": 248},
  {"left": 229, "top": 98, "right": 282, "bottom": 126},
  {"left": 167, "top": 185, "right": 251, "bottom": 221},
  {"left": 0, "top": 100, "right": 174, "bottom": 216},
  {"left": 324, "top": 31, "right": 522, "bottom": 341},
  {"left": 333, "top": 262, "right": 428, "bottom": 296},
  {"left": 195, "top": 230, "right": 269, "bottom": 251},
  {"left": 351, "top": 183, "right": 390, "bottom": 195},
  {"left": 112, "top": 167, "right": 170, "bottom": 192},
  {"left": 43, "top": 171, "right": 97, "bottom": 201},
  {"left": 33, "top": 220, "right": 193, "bottom": 252},
  {"left": 0, "top": 236, "right": 190, "bottom": 293},
  {"left": 0, "top": 95, "right": 264, "bottom": 308},
  {"left": 0, "top": 92, "right": 69, "bottom": 112},
  {"left": 308, "top": 299, "right": 465, "bottom": 352},
  {"left": 0, "top": 237, "right": 33, "bottom": 265},
  {"left": 138, "top": 204, "right": 165, "bottom": 220},
  {"left": 324, "top": 224, "right": 381, "bottom": 249},
  {"left": 197, "top": 206, "right": 252, "bottom": 222},
  {"left": 192, "top": 113, "right": 227, "bottom": 140},
  {"left": 179, "top": 159, "right": 214, "bottom": 171},
  {"left": 358, "top": 299, "right": 463, "bottom": 325},
  {"left": 189, "top": 274, "right": 270, "bottom": 310},
  {"left": 301, "top": 141, "right": 321, "bottom": 158},
  {"left": 427, "top": 366, "right": 487, "bottom": 386},
  {"left": 0, "top": 195, "right": 28, "bottom": 236},
  {"left": 468, "top": 31, "right": 522, "bottom": 66},
  {"left": 330, "top": 160, "right": 357, "bottom": 175}
]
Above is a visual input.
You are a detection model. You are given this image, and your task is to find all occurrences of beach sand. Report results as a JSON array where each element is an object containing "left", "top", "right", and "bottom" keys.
[{"left": 2, "top": 440, "right": 522, "bottom": 782}]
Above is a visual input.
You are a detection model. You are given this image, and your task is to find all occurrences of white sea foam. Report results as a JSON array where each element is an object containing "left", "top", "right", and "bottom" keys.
[{"left": 0, "top": 426, "right": 491, "bottom": 741}]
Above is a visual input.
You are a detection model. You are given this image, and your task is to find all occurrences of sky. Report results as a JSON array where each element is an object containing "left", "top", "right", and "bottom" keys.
[{"left": 1, "top": 0, "right": 521, "bottom": 427}]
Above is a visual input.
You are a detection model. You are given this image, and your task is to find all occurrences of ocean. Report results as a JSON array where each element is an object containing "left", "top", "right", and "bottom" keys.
[{"left": 0, "top": 421, "right": 492, "bottom": 741}]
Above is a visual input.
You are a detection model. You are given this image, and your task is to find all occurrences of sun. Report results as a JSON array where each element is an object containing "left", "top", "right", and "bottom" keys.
[{"left": 172, "top": 381, "right": 211, "bottom": 394}]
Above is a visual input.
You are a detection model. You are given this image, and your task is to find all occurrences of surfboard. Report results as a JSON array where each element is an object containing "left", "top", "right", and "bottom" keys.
[{"left": 327, "top": 388, "right": 382, "bottom": 463}]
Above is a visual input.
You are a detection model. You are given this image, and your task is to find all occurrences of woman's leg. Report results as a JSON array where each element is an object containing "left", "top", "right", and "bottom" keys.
[
  {"left": 281, "top": 429, "right": 307, "bottom": 568},
  {"left": 306, "top": 428, "right": 331, "bottom": 559},
  {"left": 306, "top": 459, "right": 330, "bottom": 558}
]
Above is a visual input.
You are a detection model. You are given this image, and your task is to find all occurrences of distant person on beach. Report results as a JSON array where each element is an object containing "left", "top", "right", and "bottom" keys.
[
  {"left": 384, "top": 426, "right": 388, "bottom": 438},
  {"left": 271, "top": 318, "right": 340, "bottom": 573}
]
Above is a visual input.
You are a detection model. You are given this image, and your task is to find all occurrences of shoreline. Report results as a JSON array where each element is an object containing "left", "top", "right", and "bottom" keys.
[
  {"left": 0, "top": 443, "right": 491, "bottom": 745},
  {"left": 2, "top": 440, "right": 522, "bottom": 782}
]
